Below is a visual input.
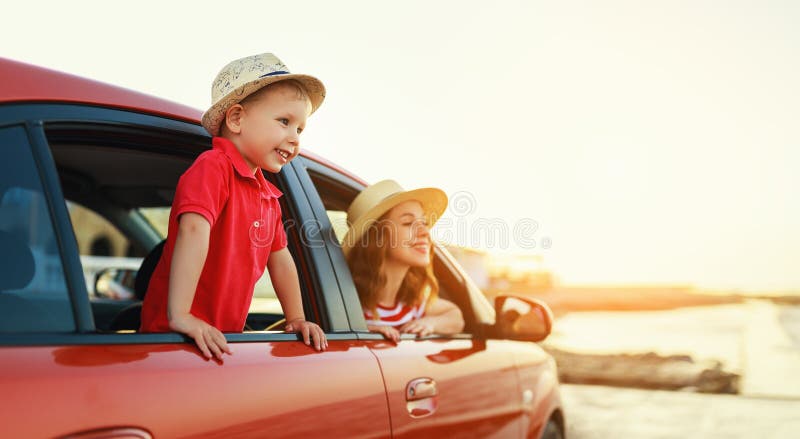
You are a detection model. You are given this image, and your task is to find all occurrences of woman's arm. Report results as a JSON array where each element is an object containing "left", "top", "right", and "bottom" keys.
[{"left": 401, "top": 298, "right": 465, "bottom": 336}]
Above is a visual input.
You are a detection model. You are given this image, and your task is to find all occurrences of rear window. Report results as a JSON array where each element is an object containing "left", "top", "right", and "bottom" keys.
[{"left": 0, "top": 125, "right": 74, "bottom": 333}]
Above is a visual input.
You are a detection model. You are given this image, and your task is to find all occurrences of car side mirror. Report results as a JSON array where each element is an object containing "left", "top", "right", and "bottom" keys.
[
  {"left": 94, "top": 268, "right": 138, "bottom": 300},
  {"left": 490, "top": 294, "right": 553, "bottom": 342}
]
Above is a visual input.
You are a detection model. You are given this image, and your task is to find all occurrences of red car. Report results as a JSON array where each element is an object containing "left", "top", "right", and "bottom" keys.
[{"left": 0, "top": 57, "right": 565, "bottom": 439}]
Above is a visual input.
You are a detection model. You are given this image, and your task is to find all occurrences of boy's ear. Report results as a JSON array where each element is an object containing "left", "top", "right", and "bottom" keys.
[{"left": 224, "top": 104, "right": 245, "bottom": 134}]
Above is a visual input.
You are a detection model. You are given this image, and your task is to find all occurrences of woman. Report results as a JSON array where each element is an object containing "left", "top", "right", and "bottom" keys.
[{"left": 343, "top": 180, "right": 465, "bottom": 342}]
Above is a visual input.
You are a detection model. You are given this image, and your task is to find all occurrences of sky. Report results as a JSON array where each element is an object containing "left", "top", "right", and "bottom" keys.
[{"left": 3, "top": 0, "right": 799, "bottom": 292}]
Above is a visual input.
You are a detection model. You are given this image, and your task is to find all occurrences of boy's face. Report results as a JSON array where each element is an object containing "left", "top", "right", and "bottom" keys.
[{"left": 236, "top": 85, "right": 311, "bottom": 174}]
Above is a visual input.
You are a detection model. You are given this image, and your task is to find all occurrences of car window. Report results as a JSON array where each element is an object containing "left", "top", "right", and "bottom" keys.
[
  {"left": 69, "top": 201, "right": 134, "bottom": 257},
  {"left": 303, "top": 162, "right": 480, "bottom": 335},
  {"left": 137, "top": 207, "right": 169, "bottom": 239},
  {"left": 41, "top": 119, "right": 351, "bottom": 335},
  {"left": 327, "top": 209, "right": 348, "bottom": 244},
  {"left": 302, "top": 166, "right": 360, "bottom": 240},
  {"left": 68, "top": 201, "right": 143, "bottom": 299},
  {"left": 0, "top": 125, "right": 74, "bottom": 333},
  {"left": 47, "top": 128, "right": 292, "bottom": 332}
]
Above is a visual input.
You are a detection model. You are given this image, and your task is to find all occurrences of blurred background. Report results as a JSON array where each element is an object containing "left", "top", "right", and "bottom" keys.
[{"left": 5, "top": 0, "right": 799, "bottom": 436}]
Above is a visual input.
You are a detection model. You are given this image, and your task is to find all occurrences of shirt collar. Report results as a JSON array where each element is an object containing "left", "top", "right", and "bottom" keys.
[
  {"left": 213, "top": 136, "right": 257, "bottom": 179},
  {"left": 212, "top": 136, "right": 284, "bottom": 199},
  {"left": 256, "top": 167, "right": 284, "bottom": 199}
]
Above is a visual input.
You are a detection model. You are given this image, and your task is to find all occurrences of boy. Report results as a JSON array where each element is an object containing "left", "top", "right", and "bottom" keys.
[{"left": 140, "top": 53, "right": 328, "bottom": 359}]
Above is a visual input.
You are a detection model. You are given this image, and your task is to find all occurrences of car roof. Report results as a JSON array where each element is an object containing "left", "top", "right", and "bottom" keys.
[
  {"left": 0, "top": 56, "right": 202, "bottom": 124},
  {"left": 0, "top": 57, "right": 367, "bottom": 185}
]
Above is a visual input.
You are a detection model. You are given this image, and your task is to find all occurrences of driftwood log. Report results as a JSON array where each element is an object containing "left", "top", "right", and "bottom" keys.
[{"left": 543, "top": 346, "right": 740, "bottom": 394}]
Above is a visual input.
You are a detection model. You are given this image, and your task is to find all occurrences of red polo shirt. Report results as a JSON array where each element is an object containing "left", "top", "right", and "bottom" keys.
[{"left": 140, "top": 136, "right": 288, "bottom": 333}]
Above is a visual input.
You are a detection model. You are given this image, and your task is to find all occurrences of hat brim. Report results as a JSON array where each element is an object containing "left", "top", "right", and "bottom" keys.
[
  {"left": 201, "top": 73, "right": 325, "bottom": 136},
  {"left": 342, "top": 187, "right": 448, "bottom": 257}
]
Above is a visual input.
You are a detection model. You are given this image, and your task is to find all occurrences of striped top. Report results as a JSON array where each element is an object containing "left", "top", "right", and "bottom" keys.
[{"left": 364, "top": 296, "right": 428, "bottom": 327}]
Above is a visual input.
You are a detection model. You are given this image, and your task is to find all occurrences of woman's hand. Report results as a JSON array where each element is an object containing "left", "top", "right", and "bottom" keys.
[
  {"left": 285, "top": 318, "right": 328, "bottom": 351},
  {"left": 368, "top": 324, "right": 401, "bottom": 343},
  {"left": 400, "top": 318, "right": 435, "bottom": 338},
  {"left": 169, "top": 313, "right": 231, "bottom": 360},
  {"left": 419, "top": 298, "right": 465, "bottom": 335}
]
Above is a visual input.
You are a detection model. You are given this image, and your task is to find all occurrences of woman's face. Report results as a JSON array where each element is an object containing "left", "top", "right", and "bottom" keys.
[{"left": 383, "top": 200, "right": 432, "bottom": 268}]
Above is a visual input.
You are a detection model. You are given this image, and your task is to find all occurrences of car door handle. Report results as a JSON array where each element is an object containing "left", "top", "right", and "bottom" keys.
[
  {"left": 406, "top": 377, "right": 439, "bottom": 418},
  {"left": 406, "top": 377, "right": 438, "bottom": 401}
]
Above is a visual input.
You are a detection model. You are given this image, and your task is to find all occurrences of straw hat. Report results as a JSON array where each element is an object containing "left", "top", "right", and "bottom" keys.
[
  {"left": 201, "top": 53, "right": 326, "bottom": 136},
  {"left": 342, "top": 180, "right": 448, "bottom": 256}
]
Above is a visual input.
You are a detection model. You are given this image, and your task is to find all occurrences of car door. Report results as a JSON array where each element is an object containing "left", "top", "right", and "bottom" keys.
[
  {"left": 0, "top": 106, "right": 391, "bottom": 439},
  {"left": 295, "top": 157, "right": 528, "bottom": 438},
  {"left": 359, "top": 257, "right": 527, "bottom": 439}
]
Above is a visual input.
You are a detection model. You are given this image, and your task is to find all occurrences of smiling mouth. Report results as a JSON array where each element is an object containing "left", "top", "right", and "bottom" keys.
[{"left": 276, "top": 149, "right": 290, "bottom": 162}]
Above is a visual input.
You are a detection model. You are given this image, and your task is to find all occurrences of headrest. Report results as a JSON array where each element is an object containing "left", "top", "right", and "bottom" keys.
[
  {"left": 134, "top": 240, "right": 165, "bottom": 301},
  {"left": 0, "top": 229, "right": 35, "bottom": 291}
]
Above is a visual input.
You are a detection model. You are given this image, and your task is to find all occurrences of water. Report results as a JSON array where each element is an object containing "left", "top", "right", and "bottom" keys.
[{"left": 546, "top": 299, "right": 800, "bottom": 398}]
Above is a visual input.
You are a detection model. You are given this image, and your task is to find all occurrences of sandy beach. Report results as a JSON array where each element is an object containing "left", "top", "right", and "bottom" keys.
[{"left": 562, "top": 384, "right": 800, "bottom": 439}]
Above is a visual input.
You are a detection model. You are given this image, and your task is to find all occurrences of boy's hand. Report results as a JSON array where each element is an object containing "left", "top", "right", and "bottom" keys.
[
  {"left": 169, "top": 313, "right": 232, "bottom": 360},
  {"left": 400, "top": 318, "right": 435, "bottom": 338},
  {"left": 285, "top": 318, "right": 328, "bottom": 351},
  {"left": 367, "top": 324, "right": 401, "bottom": 344}
]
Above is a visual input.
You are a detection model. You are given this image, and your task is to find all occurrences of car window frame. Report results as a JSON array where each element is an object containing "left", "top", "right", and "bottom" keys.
[
  {"left": 0, "top": 103, "right": 350, "bottom": 346},
  {"left": 293, "top": 157, "right": 370, "bottom": 332}
]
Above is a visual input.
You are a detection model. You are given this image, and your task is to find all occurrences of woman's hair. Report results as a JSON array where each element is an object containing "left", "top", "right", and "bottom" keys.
[{"left": 346, "top": 213, "right": 439, "bottom": 317}]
